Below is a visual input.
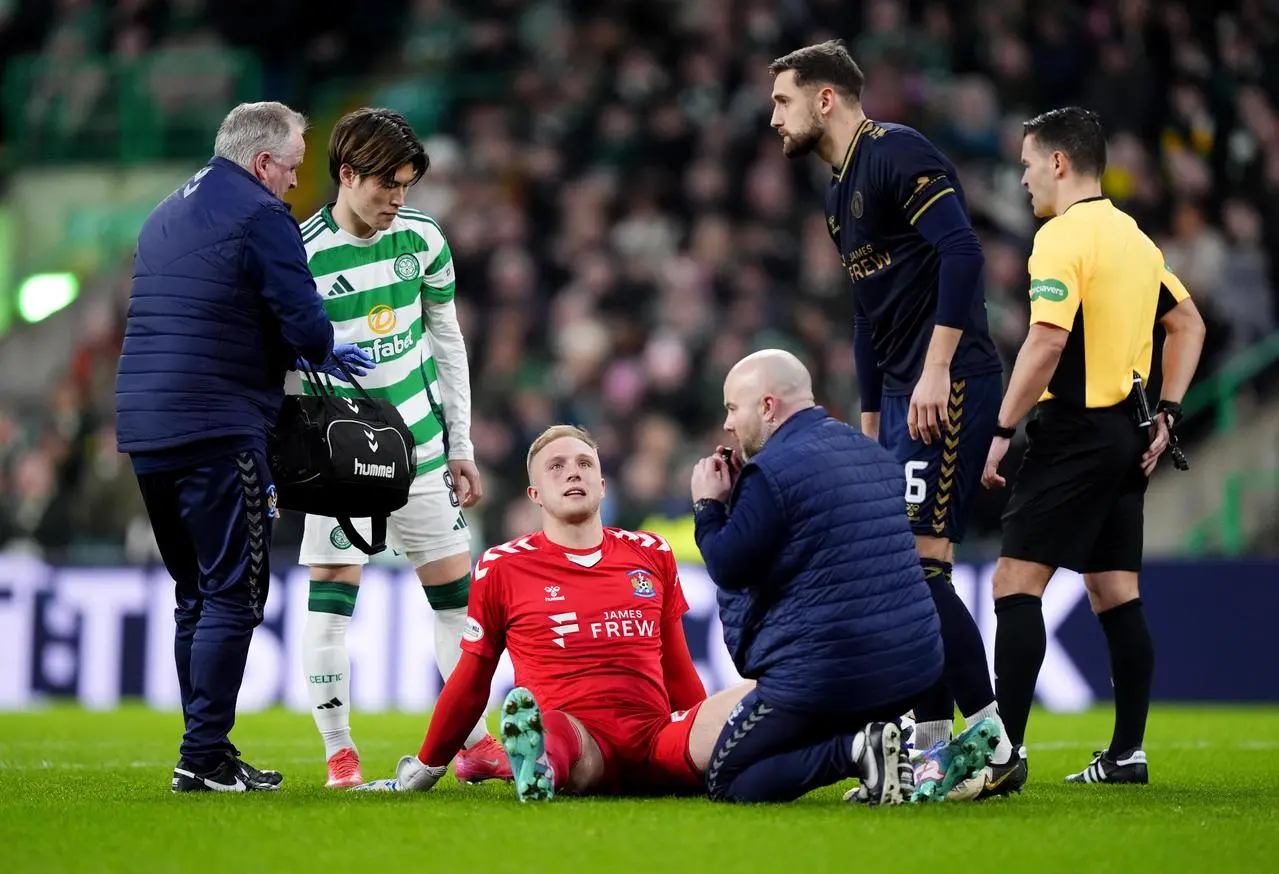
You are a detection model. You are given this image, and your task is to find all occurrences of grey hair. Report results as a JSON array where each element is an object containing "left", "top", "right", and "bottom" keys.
[{"left": 213, "top": 101, "right": 308, "bottom": 170}]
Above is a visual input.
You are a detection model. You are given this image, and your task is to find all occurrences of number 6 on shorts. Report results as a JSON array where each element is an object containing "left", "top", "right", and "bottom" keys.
[{"left": 904, "top": 460, "right": 928, "bottom": 504}]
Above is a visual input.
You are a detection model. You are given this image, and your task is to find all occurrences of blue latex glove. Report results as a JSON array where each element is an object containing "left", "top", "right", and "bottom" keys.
[{"left": 296, "top": 343, "right": 375, "bottom": 382}]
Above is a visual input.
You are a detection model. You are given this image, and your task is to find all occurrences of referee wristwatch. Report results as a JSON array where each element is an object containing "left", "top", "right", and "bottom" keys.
[
  {"left": 693, "top": 498, "right": 724, "bottom": 514},
  {"left": 993, "top": 423, "right": 1017, "bottom": 439}
]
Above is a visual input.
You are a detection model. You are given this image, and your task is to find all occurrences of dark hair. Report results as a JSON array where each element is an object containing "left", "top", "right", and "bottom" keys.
[
  {"left": 328, "top": 107, "right": 428, "bottom": 186},
  {"left": 1022, "top": 107, "right": 1107, "bottom": 178},
  {"left": 768, "top": 40, "right": 865, "bottom": 100}
]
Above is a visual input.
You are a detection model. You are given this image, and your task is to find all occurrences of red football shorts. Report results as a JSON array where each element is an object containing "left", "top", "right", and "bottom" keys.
[{"left": 581, "top": 702, "right": 705, "bottom": 795}]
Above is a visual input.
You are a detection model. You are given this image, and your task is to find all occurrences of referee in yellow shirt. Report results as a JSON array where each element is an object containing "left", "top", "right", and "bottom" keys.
[{"left": 979, "top": 107, "right": 1205, "bottom": 794}]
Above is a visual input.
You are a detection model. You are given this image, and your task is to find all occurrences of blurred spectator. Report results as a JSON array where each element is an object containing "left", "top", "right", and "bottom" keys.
[{"left": 3, "top": 0, "right": 1279, "bottom": 561}]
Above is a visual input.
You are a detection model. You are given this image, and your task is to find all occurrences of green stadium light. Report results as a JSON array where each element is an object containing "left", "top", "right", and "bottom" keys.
[{"left": 17, "top": 273, "right": 79, "bottom": 324}]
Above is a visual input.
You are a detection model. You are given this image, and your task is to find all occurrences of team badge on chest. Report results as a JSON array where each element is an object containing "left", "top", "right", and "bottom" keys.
[{"left": 627, "top": 569, "right": 656, "bottom": 599}]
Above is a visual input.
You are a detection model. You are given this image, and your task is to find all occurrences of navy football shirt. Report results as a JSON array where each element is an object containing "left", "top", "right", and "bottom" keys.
[{"left": 824, "top": 120, "right": 1002, "bottom": 396}]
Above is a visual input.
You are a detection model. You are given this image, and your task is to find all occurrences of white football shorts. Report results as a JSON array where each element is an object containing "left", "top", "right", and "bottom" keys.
[{"left": 299, "top": 464, "right": 471, "bottom": 568}]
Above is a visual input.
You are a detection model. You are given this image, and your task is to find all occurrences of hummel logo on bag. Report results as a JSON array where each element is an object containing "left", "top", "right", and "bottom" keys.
[
  {"left": 354, "top": 459, "right": 395, "bottom": 479},
  {"left": 364, "top": 429, "right": 378, "bottom": 451}
]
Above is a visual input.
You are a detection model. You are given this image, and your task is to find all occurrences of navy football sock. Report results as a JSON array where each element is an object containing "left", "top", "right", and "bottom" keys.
[
  {"left": 713, "top": 734, "right": 859, "bottom": 803},
  {"left": 922, "top": 559, "right": 996, "bottom": 717}
]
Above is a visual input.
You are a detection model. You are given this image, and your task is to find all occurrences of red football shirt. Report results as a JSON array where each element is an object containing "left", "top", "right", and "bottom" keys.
[{"left": 461, "top": 527, "right": 689, "bottom": 744}]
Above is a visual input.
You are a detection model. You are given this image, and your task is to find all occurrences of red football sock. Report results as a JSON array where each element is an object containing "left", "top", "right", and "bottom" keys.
[{"left": 541, "top": 709, "right": 582, "bottom": 791}]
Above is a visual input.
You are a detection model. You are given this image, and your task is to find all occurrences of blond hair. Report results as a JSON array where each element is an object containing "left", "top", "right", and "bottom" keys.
[{"left": 526, "top": 425, "right": 599, "bottom": 476}]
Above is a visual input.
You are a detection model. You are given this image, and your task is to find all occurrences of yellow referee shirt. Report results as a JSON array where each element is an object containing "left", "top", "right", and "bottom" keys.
[{"left": 1027, "top": 197, "right": 1191, "bottom": 408}]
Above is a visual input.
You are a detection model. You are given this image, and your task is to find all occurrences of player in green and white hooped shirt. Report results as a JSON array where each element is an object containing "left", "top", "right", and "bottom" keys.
[{"left": 296, "top": 108, "right": 499, "bottom": 789}]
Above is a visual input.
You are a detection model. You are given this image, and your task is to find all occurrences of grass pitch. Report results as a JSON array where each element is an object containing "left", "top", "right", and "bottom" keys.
[{"left": 1, "top": 704, "right": 1276, "bottom": 873}]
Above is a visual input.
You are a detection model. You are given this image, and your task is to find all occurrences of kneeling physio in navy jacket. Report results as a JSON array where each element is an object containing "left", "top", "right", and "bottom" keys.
[{"left": 691, "top": 348, "right": 945, "bottom": 805}]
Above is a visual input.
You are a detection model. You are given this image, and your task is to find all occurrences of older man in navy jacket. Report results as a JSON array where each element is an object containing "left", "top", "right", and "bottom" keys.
[
  {"left": 692, "top": 349, "right": 965, "bottom": 805},
  {"left": 116, "top": 101, "right": 372, "bottom": 793}
]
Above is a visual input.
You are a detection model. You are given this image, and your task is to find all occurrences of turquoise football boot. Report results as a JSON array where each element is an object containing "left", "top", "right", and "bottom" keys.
[
  {"left": 499, "top": 687, "right": 555, "bottom": 803},
  {"left": 911, "top": 716, "right": 1001, "bottom": 802}
]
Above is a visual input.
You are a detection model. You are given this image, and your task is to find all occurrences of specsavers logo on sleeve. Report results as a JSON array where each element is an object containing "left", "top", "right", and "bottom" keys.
[{"left": 1029, "top": 278, "right": 1069, "bottom": 302}]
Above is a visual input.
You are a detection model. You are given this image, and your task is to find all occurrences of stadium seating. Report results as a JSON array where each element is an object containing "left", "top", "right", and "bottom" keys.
[{"left": 0, "top": 0, "right": 1276, "bottom": 563}]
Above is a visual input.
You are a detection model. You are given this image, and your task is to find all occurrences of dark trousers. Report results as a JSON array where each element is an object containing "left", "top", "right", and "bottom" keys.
[
  {"left": 136, "top": 449, "right": 274, "bottom": 770},
  {"left": 706, "top": 687, "right": 916, "bottom": 803}
]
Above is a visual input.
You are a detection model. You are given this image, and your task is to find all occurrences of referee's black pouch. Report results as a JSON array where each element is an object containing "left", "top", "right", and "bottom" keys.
[{"left": 268, "top": 363, "right": 417, "bottom": 555}]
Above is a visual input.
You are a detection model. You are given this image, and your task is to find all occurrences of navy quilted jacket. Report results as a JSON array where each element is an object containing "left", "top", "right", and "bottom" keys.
[
  {"left": 116, "top": 158, "right": 333, "bottom": 459},
  {"left": 694, "top": 407, "right": 942, "bottom": 712}
]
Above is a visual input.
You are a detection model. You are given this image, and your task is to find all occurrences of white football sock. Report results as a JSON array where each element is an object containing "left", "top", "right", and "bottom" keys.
[
  {"left": 966, "top": 702, "right": 1013, "bottom": 765},
  {"left": 913, "top": 719, "right": 953, "bottom": 752},
  {"left": 433, "top": 605, "right": 490, "bottom": 748},
  {"left": 303, "top": 609, "right": 355, "bottom": 759}
]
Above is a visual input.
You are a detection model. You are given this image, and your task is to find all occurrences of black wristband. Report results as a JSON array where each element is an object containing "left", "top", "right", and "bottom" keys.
[
  {"left": 1156, "top": 400, "right": 1182, "bottom": 428},
  {"left": 693, "top": 498, "right": 723, "bottom": 515},
  {"left": 993, "top": 424, "right": 1017, "bottom": 439}
]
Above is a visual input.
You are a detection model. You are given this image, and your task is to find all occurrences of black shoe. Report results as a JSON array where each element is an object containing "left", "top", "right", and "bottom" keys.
[
  {"left": 976, "top": 745, "right": 1029, "bottom": 799},
  {"left": 172, "top": 756, "right": 280, "bottom": 793},
  {"left": 1065, "top": 748, "right": 1148, "bottom": 784},
  {"left": 236, "top": 758, "right": 283, "bottom": 787},
  {"left": 845, "top": 721, "right": 911, "bottom": 807}
]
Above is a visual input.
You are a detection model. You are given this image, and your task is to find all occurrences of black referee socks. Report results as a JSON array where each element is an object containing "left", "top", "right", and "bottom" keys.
[
  {"left": 993, "top": 593, "right": 1047, "bottom": 749},
  {"left": 1098, "top": 598, "right": 1154, "bottom": 756}
]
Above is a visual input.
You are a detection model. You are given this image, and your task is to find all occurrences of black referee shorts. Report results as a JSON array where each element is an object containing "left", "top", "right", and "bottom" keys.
[{"left": 1000, "top": 400, "right": 1148, "bottom": 574}]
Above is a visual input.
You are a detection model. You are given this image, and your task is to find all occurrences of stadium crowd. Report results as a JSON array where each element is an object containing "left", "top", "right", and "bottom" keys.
[{"left": 1, "top": 0, "right": 1277, "bottom": 562}]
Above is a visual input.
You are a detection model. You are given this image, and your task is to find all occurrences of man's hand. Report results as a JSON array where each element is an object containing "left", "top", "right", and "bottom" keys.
[
  {"left": 909, "top": 363, "right": 950, "bottom": 445},
  {"left": 982, "top": 435, "right": 1011, "bottom": 489},
  {"left": 692, "top": 454, "right": 733, "bottom": 503},
  {"left": 448, "top": 459, "right": 484, "bottom": 508},
  {"left": 1141, "top": 414, "right": 1170, "bottom": 477},
  {"left": 716, "top": 444, "right": 743, "bottom": 488},
  {"left": 299, "top": 343, "right": 376, "bottom": 383}
]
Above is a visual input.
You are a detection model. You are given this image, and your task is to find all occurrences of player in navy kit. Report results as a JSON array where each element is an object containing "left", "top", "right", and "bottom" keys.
[{"left": 768, "top": 40, "right": 1015, "bottom": 799}]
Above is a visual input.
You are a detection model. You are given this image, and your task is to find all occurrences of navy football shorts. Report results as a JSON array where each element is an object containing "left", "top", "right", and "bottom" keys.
[{"left": 879, "top": 372, "right": 1001, "bottom": 543}]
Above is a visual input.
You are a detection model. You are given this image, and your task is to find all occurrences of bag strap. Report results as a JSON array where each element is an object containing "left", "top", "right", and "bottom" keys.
[
  {"left": 299, "top": 360, "right": 334, "bottom": 399},
  {"left": 300, "top": 358, "right": 379, "bottom": 407},
  {"left": 333, "top": 358, "right": 379, "bottom": 406},
  {"left": 336, "top": 515, "right": 387, "bottom": 556}
]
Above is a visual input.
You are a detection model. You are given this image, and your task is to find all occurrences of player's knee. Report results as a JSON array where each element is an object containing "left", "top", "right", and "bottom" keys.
[
  {"left": 309, "top": 565, "right": 363, "bottom": 585},
  {"left": 991, "top": 557, "right": 1052, "bottom": 599},
  {"left": 688, "top": 683, "right": 756, "bottom": 772},
  {"left": 557, "top": 714, "right": 605, "bottom": 795},
  {"left": 414, "top": 550, "right": 472, "bottom": 584},
  {"left": 914, "top": 534, "right": 952, "bottom": 562},
  {"left": 1082, "top": 571, "right": 1139, "bottom": 613}
]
